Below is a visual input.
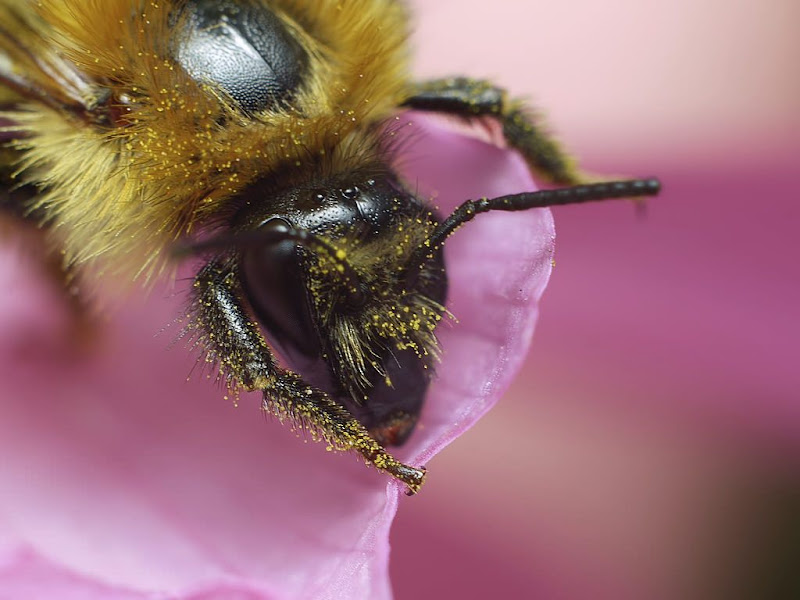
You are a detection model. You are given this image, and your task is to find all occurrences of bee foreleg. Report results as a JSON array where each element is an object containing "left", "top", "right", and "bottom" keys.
[
  {"left": 402, "top": 77, "right": 586, "bottom": 185},
  {"left": 189, "top": 259, "right": 427, "bottom": 494}
]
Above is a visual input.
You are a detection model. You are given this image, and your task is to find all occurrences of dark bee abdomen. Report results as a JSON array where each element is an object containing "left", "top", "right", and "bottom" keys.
[{"left": 176, "top": 0, "right": 308, "bottom": 114}]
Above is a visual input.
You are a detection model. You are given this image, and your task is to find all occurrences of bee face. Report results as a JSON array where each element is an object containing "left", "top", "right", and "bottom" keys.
[
  {"left": 0, "top": 0, "right": 660, "bottom": 493},
  {"left": 233, "top": 165, "right": 448, "bottom": 445}
]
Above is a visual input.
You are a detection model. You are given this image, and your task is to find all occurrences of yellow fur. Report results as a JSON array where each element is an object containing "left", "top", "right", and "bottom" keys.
[{"left": 1, "top": 0, "right": 411, "bottom": 281}]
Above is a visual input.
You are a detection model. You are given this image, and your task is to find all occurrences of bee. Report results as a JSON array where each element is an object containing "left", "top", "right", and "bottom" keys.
[{"left": 0, "top": 0, "right": 660, "bottom": 494}]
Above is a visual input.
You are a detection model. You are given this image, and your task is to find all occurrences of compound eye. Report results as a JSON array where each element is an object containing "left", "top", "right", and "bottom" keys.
[
  {"left": 239, "top": 220, "right": 321, "bottom": 364},
  {"left": 176, "top": 0, "right": 309, "bottom": 113}
]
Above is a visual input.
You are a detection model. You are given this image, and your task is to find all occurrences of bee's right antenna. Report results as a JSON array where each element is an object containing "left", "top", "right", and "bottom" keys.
[{"left": 406, "top": 178, "right": 661, "bottom": 272}]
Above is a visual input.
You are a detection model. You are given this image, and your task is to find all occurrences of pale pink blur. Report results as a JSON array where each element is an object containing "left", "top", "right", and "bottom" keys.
[{"left": 392, "top": 2, "right": 799, "bottom": 599}]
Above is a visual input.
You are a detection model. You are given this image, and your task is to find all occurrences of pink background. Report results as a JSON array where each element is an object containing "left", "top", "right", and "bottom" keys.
[{"left": 393, "top": 1, "right": 799, "bottom": 599}]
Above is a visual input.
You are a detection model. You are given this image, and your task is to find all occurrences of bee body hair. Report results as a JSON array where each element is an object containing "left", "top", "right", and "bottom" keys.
[{"left": 1, "top": 0, "right": 411, "bottom": 281}]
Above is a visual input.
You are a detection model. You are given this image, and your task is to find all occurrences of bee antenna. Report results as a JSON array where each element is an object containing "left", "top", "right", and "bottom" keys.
[
  {"left": 407, "top": 178, "right": 661, "bottom": 272},
  {"left": 173, "top": 223, "right": 366, "bottom": 306}
]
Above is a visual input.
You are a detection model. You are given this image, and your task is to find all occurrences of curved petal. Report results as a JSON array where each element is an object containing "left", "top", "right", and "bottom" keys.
[{"left": 0, "top": 114, "right": 554, "bottom": 599}]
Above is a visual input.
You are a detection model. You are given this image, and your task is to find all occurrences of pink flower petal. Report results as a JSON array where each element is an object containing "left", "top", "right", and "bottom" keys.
[{"left": 0, "top": 114, "right": 553, "bottom": 598}]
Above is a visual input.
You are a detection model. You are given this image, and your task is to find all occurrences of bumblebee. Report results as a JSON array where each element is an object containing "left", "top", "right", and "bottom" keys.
[{"left": 0, "top": 0, "right": 660, "bottom": 493}]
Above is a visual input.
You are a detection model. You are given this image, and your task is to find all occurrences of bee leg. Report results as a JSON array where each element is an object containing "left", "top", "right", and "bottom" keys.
[
  {"left": 190, "top": 259, "right": 427, "bottom": 494},
  {"left": 402, "top": 77, "right": 585, "bottom": 185}
]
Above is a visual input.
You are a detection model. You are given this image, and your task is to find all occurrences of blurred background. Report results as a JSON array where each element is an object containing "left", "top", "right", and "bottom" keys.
[{"left": 393, "top": 1, "right": 799, "bottom": 599}]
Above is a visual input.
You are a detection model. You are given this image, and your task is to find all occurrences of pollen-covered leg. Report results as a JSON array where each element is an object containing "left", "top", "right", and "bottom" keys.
[
  {"left": 189, "top": 259, "right": 427, "bottom": 494},
  {"left": 264, "top": 374, "right": 426, "bottom": 494},
  {"left": 402, "top": 77, "right": 585, "bottom": 185}
]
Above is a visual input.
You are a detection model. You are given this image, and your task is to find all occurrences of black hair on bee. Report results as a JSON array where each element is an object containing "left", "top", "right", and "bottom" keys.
[{"left": 0, "top": 0, "right": 660, "bottom": 494}]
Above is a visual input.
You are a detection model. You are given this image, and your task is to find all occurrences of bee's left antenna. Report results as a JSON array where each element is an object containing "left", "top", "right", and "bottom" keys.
[{"left": 406, "top": 178, "right": 661, "bottom": 273}]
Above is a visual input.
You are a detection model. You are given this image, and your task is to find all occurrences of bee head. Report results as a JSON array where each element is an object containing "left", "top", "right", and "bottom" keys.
[{"left": 206, "top": 168, "right": 449, "bottom": 444}]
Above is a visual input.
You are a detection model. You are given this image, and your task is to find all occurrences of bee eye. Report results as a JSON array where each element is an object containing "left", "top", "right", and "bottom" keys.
[
  {"left": 175, "top": 0, "right": 309, "bottom": 113},
  {"left": 238, "top": 218, "right": 369, "bottom": 397},
  {"left": 240, "top": 219, "right": 322, "bottom": 364}
]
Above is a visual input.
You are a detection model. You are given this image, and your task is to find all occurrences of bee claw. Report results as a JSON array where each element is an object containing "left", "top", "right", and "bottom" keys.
[{"left": 398, "top": 464, "right": 426, "bottom": 496}]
